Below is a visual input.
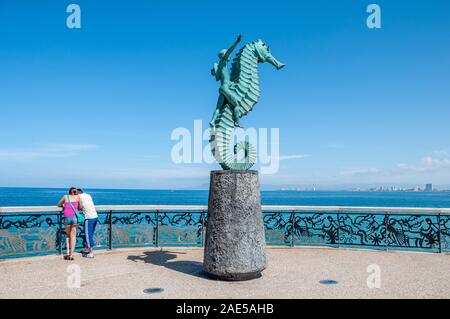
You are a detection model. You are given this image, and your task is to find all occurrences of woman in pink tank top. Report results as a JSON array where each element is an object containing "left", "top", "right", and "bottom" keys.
[{"left": 58, "top": 187, "right": 84, "bottom": 260}]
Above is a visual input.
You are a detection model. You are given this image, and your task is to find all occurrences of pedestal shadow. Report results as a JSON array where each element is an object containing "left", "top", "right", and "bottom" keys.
[{"left": 127, "top": 250, "right": 211, "bottom": 280}]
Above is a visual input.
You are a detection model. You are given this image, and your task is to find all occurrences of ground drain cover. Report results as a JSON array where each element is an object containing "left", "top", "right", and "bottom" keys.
[
  {"left": 143, "top": 288, "right": 164, "bottom": 294},
  {"left": 319, "top": 280, "right": 338, "bottom": 285}
]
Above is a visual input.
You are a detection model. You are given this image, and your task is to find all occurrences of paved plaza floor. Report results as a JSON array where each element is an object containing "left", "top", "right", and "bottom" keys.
[{"left": 1, "top": 247, "right": 449, "bottom": 298}]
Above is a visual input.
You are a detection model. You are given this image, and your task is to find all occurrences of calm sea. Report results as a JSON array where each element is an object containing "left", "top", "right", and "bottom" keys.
[{"left": 0, "top": 187, "right": 449, "bottom": 208}]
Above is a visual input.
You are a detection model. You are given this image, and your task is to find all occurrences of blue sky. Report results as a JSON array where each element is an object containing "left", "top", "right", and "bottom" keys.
[{"left": 0, "top": 0, "right": 449, "bottom": 189}]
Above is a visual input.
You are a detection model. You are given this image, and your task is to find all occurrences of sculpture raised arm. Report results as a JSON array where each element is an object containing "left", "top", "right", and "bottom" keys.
[
  {"left": 219, "top": 34, "right": 242, "bottom": 66},
  {"left": 212, "top": 34, "right": 242, "bottom": 82}
]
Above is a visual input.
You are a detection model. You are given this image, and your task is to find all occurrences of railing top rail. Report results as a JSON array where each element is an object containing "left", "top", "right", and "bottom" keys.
[
  {"left": 262, "top": 205, "right": 450, "bottom": 213},
  {"left": 1, "top": 205, "right": 450, "bottom": 214},
  {"left": 0, "top": 205, "right": 207, "bottom": 213}
]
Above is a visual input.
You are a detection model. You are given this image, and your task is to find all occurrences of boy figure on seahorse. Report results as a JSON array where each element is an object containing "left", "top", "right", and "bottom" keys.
[
  {"left": 210, "top": 34, "right": 243, "bottom": 128},
  {"left": 209, "top": 35, "right": 284, "bottom": 170}
]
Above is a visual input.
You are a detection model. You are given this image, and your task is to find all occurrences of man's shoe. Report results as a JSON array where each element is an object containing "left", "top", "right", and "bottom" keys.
[{"left": 85, "top": 253, "right": 94, "bottom": 258}]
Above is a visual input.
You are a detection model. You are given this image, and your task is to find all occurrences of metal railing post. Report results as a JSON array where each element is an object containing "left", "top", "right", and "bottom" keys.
[
  {"left": 337, "top": 210, "right": 341, "bottom": 248},
  {"left": 58, "top": 212, "right": 63, "bottom": 255},
  {"left": 290, "top": 211, "right": 295, "bottom": 247},
  {"left": 385, "top": 213, "right": 389, "bottom": 251},
  {"left": 155, "top": 210, "right": 159, "bottom": 247},
  {"left": 438, "top": 213, "right": 442, "bottom": 253},
  {"left": 108, "top": 210, "right": 113, "bottom": 250},
  {"left": 201, "top": 210, "right": 206, "bottom": 247}
]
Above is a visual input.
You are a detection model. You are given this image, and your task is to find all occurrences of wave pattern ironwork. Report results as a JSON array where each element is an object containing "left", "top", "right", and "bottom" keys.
[{"left": 1, "top": 209, "right": 449, "bottom": 258}]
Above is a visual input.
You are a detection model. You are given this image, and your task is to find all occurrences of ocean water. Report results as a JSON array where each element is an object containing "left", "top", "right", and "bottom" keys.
[{"left": 0, "top": 187, "right": 449, "bottom": 208}]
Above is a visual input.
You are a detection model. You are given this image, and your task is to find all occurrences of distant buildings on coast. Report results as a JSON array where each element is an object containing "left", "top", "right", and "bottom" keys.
[
  {"left": 368, "top": 183, "right": 436, "bottom": 192},
  {"left": 277, "top": 183, "right": 450, "bottom": 192}
]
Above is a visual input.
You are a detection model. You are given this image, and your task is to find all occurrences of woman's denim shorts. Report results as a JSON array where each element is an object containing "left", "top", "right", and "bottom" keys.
[{"left": 64, "top": 216, "right": 78, "bottom": 226}]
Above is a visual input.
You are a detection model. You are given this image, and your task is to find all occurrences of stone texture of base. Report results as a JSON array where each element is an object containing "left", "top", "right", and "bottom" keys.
[{"left": 203, "top": 170, "right": 267, "bottom": 280}]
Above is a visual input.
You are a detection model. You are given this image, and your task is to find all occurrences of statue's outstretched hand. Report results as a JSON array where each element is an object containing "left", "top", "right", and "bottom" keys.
[{"left": 237, "top": 34, "right": 242, "bottom": 42}]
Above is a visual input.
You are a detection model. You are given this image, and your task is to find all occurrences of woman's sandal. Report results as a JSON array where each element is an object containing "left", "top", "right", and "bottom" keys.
[
  {"left": 63, "top": 255, "right": 70, "bottom": 260},
  {"left": 68, "top": 256, "right": 75, "bottom": 261}
]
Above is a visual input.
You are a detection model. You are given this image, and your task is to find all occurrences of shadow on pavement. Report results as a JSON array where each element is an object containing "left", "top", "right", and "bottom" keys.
[{"left": 127, "top": 250, "right": 212, "bottom": 280}]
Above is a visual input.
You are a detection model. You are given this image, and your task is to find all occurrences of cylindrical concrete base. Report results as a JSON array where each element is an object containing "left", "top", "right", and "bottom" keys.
[{"left": 203, "top": 170, "right": 267, "bottom": 281}]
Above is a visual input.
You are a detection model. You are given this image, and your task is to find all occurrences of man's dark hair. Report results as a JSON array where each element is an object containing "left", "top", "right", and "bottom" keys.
[{"left": 77, "top": 188, "right": 84, "bottom": 194}]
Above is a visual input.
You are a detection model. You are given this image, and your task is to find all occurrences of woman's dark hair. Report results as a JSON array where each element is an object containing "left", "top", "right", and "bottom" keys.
[{"left": 68, "top": 187, "right": 78, "bottom": 195}]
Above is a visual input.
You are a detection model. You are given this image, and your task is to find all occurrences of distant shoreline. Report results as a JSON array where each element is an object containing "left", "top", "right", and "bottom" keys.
[
  {"left": 0, "top": 186, "right": 450, "bottom": 193},
  {"left": 1, "top": 187, "right": 450, "bottom": 208}
]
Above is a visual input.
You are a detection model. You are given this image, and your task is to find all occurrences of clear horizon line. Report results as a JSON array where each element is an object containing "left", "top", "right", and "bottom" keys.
[{"left": 1, "top": 186, "right": 450, "bottom": 192}]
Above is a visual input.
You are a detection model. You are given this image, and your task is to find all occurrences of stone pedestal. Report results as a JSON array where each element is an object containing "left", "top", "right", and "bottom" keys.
[{"left": 203, "top": 170, "right": 267, "bottom": 280}]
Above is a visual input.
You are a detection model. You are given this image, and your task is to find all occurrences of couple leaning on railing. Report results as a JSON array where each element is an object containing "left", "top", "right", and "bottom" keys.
[{"left": 57, "top": 187, "right": 98, "bottom": 261}]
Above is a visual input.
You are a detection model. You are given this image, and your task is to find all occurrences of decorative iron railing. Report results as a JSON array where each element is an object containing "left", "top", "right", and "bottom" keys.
[{"left": 1, "top": 205, "right": 449, "bottom": 258}]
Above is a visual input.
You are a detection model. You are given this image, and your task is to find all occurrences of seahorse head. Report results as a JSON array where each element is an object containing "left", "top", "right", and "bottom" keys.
[{"left": 252, "top": 39, "right": 285, "bottom": 70}]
